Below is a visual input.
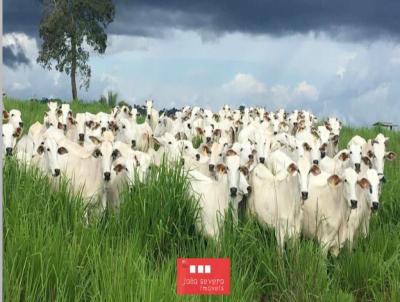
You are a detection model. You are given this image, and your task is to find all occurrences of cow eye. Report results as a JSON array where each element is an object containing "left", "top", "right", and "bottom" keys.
[
  {"left": 344, "top": 179, "right": 348, "bottom": 183},
  {"left": 185, "top": 146, "right": 188, "bottom": 149},
  {"left": 350, "top": 151, "right": 353, "bottom": 154},
  {"left": 369, "top": 186, "right": 373, "bottom": 194},
  {"left": 240, "top": 148, "right": 243, "bottom": 151},
  {"left": 122, "top": 125, "right": 126, "bottom": 129},
  {"left": 360, "top": 152, "right": 362, "bottom": 155},
  {"left": 11, "top": 114, "right": 14, "bottom": 117},
  {"left": 47, "top": 148, "right": 50, "bottom": 151},
  {"left": 219, "top": 153, "right": 222, "bottom": 157},
  {"left": 168, "top": 141, "right": 172, "bottom": 145}
]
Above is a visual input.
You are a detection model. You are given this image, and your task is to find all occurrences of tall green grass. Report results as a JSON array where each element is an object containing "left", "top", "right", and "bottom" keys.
[{"left": 3, "top": 100, "right": 400, "bottom": 301}]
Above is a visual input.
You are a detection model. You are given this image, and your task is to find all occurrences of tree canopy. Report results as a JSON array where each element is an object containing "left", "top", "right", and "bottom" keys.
[{"left": 37, "top": 0, "right": 115, "bottom": 100}]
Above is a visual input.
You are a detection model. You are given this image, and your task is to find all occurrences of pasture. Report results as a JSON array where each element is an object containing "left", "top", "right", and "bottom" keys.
[{"left": 3, "top": 98, "right": 400, "bottom": 301}]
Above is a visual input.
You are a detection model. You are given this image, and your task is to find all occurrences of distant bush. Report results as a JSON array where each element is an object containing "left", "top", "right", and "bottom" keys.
[{"left": 99, "top": 90, "right": 118, "bottom": 108}]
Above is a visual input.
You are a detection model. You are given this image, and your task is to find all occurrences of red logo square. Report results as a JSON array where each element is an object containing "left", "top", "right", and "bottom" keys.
[{"left": 176, "top": 258, "right": 230, "bottom": 295}]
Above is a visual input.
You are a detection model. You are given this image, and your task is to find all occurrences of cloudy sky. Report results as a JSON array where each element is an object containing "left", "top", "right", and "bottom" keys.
[{"left": 3, "top": 0, "right": 400, "bottom": 125}]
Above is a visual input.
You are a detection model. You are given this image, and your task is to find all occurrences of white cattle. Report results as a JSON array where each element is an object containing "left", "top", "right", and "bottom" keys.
[
  {"left": 347, "top": 135, "right": 367, "bottom": 173},
  {"left": 2, "top": 124, "right": 21, "bottom": 156},
  {"left": 347, "top": 169, "right": 380, "bottom": 248},
  {"left": 4, "top": 109, "right": 23, "bottom": 129},
  {"left": 248, "top": 161, "right": 301, "bottom": 250},
  {"left": 367, "top": 134, "right": 396, "bottom": 182},
  {"left": 301, "top": 168, "right": 359, "bottom": 256},
  {"left": 145, "top": 100, "right": 159, "bottom": 131}
]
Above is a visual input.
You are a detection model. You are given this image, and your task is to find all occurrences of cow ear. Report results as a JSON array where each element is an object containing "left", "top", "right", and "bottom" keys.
[
  {"left": 338, "top": 152, "right": 349, "bottom": 161},
  {"left": 327, "top": 174, "right": 342, "bottom": 187},
  {"left": 92, "top": 149, "right": 102, "bottom": 158},
  {"left": 357, "top": 178, "right": 370, "bottom": 189},
  {"left": 239, "top": 166, "right": 249, "bottom": 176},
  {"left": 385, "top": 151, "right": 397, "bottom": 161},
  {"left": 225, "top": 149, "right": 237, "bottom": 156},
  {"left": 216, "top": 164, "right": 227, "bottom": 174},
  {"left": 287, "top": 163, "right": 298, "bottom": 175},
  {"left": 3, "top": 110, "right": 9, "bottom": 121},
  {"left": 57, "top": 147, "right": 69, "bottom": 155},
  {"left": 37, "top": 145, "right": 45, "bottom": 155},
  {"left": 201, "top": 144, "right": 211, "bottom": 155},
  {"left": 112, "top": 149, "right": 121, "bottom": 160},
  {"left": 303, "top": 143, "right": 311, "bottom": 151},
  {"left": 309, "top": 165, "right": 321, "bottom": 176},
  {"left": 195, "top": 127, "right": 203, "bottom": 135},
  {"left": 371, "top": 139, "right": 379, "bottom": 145},
  {"left": 13, "top": 127, "right": 22, "bottom": 138},
  {"left": 113, "top": 163, "right": 126, "bottom": 174},
  {"left": 362, "top": 156, "right": 372, "bottom": 167},
  {"left": 175, "top": 133, "right": 182, "bottom": 140},
  {"left": 89, "top": 136, "right": 101, "bottom": 145}
]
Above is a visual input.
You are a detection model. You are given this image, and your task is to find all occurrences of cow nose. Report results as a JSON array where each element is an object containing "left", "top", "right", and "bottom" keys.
[
  {"left": 230, "top": 187, "right": 237, "bottom": 197},
  {"left": 79, "top": 133, "right": 84, "bottom": 141},
  {"left": 379, "top": 175, "right": 386, "bottom": 183},
  {"left": 195, "top": 154, "right": 200, "bottom": 161},
  {"left": 313, "top": 160, "right": 319, "bottom": 165},
  {"left": 248, "top": 154, "right": 254, "bottom": 160},
  {"left": 6, "top": 147, "right": 13, "bottom": 156},
  {"left": 180, "top": 158, "right": 185, "bottom": 166},
  {"left": 19, "top": 122, "right": 24, "bottom": 128},
  {"left": 104, "top": 172, "right": 111, "bottom": 181},
  {"left": 301, "top": 191, "right": 308, "bottom": 201},
  {"left": 54, "top": 169, "right": 60, "bottom": 177},
  {"left": 372, "top": 202, "right": 379, "bottom": 211},
  {"left": 259, "top": 157, "right": 265, "bottom": 164},
  {"left": 63, "top": 124, "right": 67, "bottom": 131},
  {"left": 131, "top": 140, "right": 136, "bottom": 149},
  {"left": 355, "top": 163, "right": 361, "bottom": 173},
  {"left": 147, "top": 114, "right": 151, "bottom": 119},
  {"left": 273, "top": 131, "right": 278, "bottom": 135},
  {"left": 209, "top": 164, "right": 215, "bottom": 172},
  {"left": 101, "top": 127, "right": 106, "bottom": 133},
  {"left": 247, "top": 186, "right": 252, "bottom": 195},
  {"left": 350, "top": 200, "right": 358, "bottom": 209},
  {"left": 206, "top": 137, "right": 211, "bottom": 143}
]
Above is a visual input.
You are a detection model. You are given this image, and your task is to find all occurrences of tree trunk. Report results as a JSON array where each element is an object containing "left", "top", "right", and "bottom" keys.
[{"left": 71, "top": 36, "right": 78, "bottom": 101}]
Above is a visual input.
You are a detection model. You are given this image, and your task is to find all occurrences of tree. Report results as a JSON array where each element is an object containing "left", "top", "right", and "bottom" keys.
[{"left": 37, "top": 0, "right": 115, "bottom": 100}]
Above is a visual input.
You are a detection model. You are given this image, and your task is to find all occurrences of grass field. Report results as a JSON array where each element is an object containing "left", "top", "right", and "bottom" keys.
[{"left": 3, "top": 98, "right": 400, "bottom": 301}]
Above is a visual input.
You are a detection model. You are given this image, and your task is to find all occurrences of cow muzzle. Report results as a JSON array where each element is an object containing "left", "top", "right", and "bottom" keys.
[
  {"left": 372, "top": 202, "right": 379, "bottom": 211},
  {"left": 355, "top": 163, "right": 361, "bottom": 173},
  {"left": 79, "top": 133, "right": 84, "bottom": 142},
  {"left": 209, "top": 164, "right": 215, "bottom": 172},
  {"left": 259, "top": 157, "right": 265, "bottom": 164},
  {"left": 131, "top": 140, "right": 136, "bottom": 149},
  {"left": 53, "top": 169, "right": 60, "bottom": 177},
  {"left": 301, "top": 191, "right": 308, "bottom": 201},
  {"left": 147, "top": 114, "right": 151, "bottom": 119},
  {"left": 101, "top": 127, "right": 106, "bottom": 133},
  {"left": 196, "top": 154, "right": 200, "bottom": 161},
  {"left": 350, "top": 199, "right": 358, "bottom": 209},
  {"left": 313, "top": 160, "right": 319, "bottom": 165},
  {"left": 104, "top": 172, "right": 111, "bottom": 181},
  {"left": 379, "top": 174, "right": 386, "bottom": 183},
  {"left": 230, "top": 187, "right": 237, "bottom": 197},
  {"left": 6, "top": 147, "right": 13, "bottom": 156}
]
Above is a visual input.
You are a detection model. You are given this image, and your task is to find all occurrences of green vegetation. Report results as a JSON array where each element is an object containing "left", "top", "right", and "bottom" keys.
[
  {"left": 37, "top": 0, "right": 115, "bottom": 100},
  {"left": 3, "top": 100, "right": 400, "bottom": 301}
]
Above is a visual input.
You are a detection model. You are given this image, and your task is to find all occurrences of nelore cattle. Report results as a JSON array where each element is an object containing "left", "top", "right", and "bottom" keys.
[{"left": 5, "top": 101, "right": 396, "bottom": 256}]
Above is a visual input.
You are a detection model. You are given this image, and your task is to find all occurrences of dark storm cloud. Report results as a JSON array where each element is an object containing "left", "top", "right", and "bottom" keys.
[
  {"left": 111, "top": 0, "right": 400, "bottom": 40},
  {"left": 3, "top": 45, "right": 31, "bottom": 68},
  {"left": 4, "top": 0, "right": 400, "bottom": 40},
  {"left": 4, "top": 0, "right": 42, "bottom": 37}
]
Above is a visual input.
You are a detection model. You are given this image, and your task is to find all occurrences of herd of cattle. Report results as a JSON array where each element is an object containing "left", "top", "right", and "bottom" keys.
[{"left": 2, "top": 101, "right": 397, "bottom": 256}]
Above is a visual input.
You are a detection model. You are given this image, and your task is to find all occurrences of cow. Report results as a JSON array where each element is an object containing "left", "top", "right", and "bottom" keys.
[{"left": 301, "top": 168, "right": 359, "bottom": 256}]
